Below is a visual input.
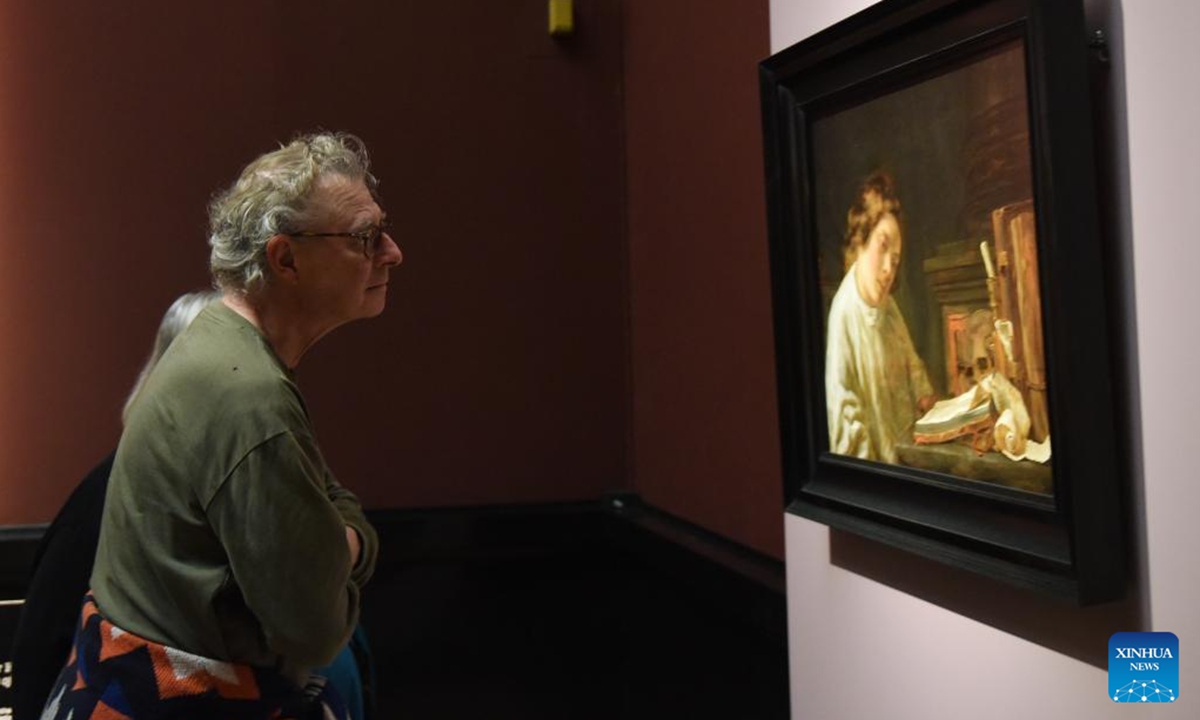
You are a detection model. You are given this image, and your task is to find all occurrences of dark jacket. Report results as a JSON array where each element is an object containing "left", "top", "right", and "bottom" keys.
[{"left": 10, "top": 451, "right": 115, "bottom": 720}]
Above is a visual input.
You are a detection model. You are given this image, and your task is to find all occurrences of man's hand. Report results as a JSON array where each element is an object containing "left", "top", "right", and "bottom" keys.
[{"left": 345, "top": 525, "right": 362, "bottom": 569}]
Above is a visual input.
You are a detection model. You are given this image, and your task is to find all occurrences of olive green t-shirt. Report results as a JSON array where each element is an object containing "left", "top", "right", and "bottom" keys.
[{"left": 91, "top": 303, "right": 378, "bottom": 683}]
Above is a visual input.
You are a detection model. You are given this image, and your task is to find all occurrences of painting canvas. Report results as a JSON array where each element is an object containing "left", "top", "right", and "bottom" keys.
[
  {"left": 811, "top": 39, "right": 1053, "bottom": 497},
  {"left": 761, "top": 0, "right": 1127, "bottom": 602}
]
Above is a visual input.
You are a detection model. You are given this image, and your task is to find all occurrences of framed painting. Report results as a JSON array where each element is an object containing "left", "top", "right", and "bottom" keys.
[{"left": 760, "top": 0, "right": 1125, "bottom": 603}]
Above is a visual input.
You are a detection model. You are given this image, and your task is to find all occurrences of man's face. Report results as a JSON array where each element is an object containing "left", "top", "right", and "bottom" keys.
[
  {"left": 292, "top": 177, "right": 403, "bottom": 328},
  {"left": 854, "top": 212, "right": 902, "bottom": 308}
]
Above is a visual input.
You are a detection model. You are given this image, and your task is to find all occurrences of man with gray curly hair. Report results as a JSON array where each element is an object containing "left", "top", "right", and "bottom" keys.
[
  {"left": 209, "top": 132, "right": 402, "bottom": 340},
  {"left": 44, "top": 133, "right": 402, "bottom": 720}
]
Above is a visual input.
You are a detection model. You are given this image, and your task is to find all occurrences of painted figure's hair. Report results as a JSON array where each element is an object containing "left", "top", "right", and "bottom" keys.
[
  {"left": 208, "top": 132, "right": 376, "bottom": 292},
  {"left": 843, "top": 170, "right": 902, "bottom": 272}
]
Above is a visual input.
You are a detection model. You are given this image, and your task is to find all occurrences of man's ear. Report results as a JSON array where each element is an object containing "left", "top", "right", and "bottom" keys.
[{"left": 265, "top": 235, "right": 299, "bottom": 284}]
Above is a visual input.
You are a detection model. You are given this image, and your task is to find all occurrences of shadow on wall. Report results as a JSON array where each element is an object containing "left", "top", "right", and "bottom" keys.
[{"left": 829, "top": 0, "right": 1146, "bottom": 670}]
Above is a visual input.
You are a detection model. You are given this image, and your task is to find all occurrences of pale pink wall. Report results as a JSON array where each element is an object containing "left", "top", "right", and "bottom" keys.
[
  {"left": 774, "top": 0, "right": 1200, "bottom": 717},
  {"left": 1125, "top": 0, "right": 1200, "bottom": 683}
]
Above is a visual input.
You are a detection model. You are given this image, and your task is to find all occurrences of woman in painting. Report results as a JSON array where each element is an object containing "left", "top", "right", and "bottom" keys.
[{"left": 825, "top": 170, "right": 936, "bottom": 463}]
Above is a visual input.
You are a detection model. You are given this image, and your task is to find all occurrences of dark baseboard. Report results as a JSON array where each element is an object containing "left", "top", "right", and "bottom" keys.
[
  {"left": 3, "top": 500, "right": 790, "bottom": 718},
  {"left": 1, "top": 496, "right": 785, "bottom": 637},
  {"left": 365, "top": 495, "right": 786, "bottom": 641},
  {"left": 0, "top": 525, "right": 45, "bottom": 599},
  {"left": 359, "top": 497, "right": 790, "bottom": 718},
  {"left": 600, "top": 495, "right": 787, "bottom": 643},
  {"left": 365, "top": 500, "right": 608, "bottom": 569}
]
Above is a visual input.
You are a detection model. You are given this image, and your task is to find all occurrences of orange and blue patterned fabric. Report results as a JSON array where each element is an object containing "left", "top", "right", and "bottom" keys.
[{"left": 40, "top": 595, "right": 347, "bottom": 720}]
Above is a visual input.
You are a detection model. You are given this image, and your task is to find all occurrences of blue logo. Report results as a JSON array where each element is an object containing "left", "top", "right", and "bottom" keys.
[{"left": 1109, "top": 632, "right": 1178, "bottom": 703}]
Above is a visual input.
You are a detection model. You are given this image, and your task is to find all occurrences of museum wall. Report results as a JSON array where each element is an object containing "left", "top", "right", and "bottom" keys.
[
  {"left": 0, "top": 0, "right": 629, "bottom": 524},
  {"left": 773, "top": 0, "right": 1198, "bottom": 717},
  {"left": 623, "top": 0, "right": 784, "bottom": 559}
]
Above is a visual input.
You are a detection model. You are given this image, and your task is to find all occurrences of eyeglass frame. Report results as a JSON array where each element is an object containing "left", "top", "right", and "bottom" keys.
[{"left": 286, "top": 218, "right": 392, "bottom": 259}]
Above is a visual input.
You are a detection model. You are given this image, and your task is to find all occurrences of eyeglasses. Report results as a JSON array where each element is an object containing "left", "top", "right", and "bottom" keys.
[{"left": 288, "top": 218, "right": 392, "bottom": 259}]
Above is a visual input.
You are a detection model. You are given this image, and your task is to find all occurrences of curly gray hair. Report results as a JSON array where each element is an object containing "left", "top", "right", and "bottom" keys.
[{"left": 208, "top": 132, "right": 377, "bottom": 292}]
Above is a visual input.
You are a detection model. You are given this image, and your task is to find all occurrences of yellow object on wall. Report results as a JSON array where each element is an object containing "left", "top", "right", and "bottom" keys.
[{"left": 549, "top": 0, "right": 573, "bottom": 36}]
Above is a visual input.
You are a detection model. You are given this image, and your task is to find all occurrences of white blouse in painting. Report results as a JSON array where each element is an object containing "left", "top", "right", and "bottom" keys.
[{"left": 825, "top": 259, "right": 933, "bottom": 463}]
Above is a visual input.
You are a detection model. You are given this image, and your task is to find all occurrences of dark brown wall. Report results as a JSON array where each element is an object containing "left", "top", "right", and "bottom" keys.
[
  {"left": 2, "top": 0, "right": 785, "bottom": 561},
  {"left": 0, "top": 0, "right": 629, "bottom": 524},
  {"left": 623, "top": 0, "right": 784, "bottom": 558}
]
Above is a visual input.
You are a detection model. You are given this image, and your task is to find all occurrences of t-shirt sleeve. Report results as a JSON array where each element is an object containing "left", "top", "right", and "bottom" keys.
[
  {"left": 323, "top": 468, "right": 378, "bottom": 588},
  {"left": 205, "top": 431, "right": 359, "bottom": 670}
]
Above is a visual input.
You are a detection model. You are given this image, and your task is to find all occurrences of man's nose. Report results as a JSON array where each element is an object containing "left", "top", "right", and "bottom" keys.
[{"left": 376, "top": 232, "right": 403, "bottom": 267}]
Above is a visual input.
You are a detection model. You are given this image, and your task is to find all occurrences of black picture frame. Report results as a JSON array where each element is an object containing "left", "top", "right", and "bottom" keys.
[{"left": 760, "top": 0, "right": 1124, "bottom": 604}]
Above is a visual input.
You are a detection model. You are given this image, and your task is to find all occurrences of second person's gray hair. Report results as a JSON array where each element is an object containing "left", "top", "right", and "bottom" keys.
[{"left": 122, "top": 290, "right": 221, "bottom": 423}]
